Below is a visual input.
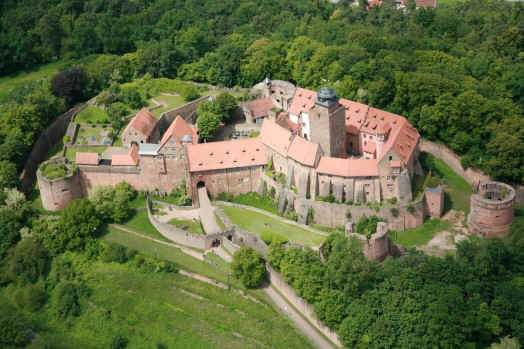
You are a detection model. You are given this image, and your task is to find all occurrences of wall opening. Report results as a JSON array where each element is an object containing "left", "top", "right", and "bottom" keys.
[{"left": 197, "top": 181, "right": 205, "bottom": 189}]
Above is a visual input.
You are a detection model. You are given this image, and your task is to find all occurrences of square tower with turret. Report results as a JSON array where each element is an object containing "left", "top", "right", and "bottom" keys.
[{"left": 308, "top": 87, "right": 346, "bottom": 158}]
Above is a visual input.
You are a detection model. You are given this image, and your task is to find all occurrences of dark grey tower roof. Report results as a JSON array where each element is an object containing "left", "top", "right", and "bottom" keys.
[{"left": 315, "top": 87, "right": 339, "bottom": 108}]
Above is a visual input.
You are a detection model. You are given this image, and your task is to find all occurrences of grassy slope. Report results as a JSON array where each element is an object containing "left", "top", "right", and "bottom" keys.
[
  {"left": 424, "top": 152, "right": 473, "bottom": 214},
  {"left": 389, "top": 219, "right": 452, "bottom": 247},
  {"left": 120, "top": 210, "right": 171, "bottom": 243},
  {"left": 22, "top": 256, "right": 313, "bottom": 349},
  {"left": 222, "top": 206, "right": 326, "bottom": 247},
  {"left": 75, "top": 106, "right": 109, "bottom": 124}
]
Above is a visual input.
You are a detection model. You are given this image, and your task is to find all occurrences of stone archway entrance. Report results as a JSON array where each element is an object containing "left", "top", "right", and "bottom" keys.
[{"left": 197, "top": 181, "right": 205, "bottom": 189}]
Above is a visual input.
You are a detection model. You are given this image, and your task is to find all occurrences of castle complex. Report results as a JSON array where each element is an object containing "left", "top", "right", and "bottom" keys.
[{"left": 37, "top": 79, "right": 515, "bottom": 238}]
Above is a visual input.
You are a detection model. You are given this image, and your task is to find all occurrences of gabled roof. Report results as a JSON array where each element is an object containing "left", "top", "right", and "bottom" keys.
[
  {"left": 339, "top": 99, "right": 369, "bottom": 135},
  {"left": 75, "top": 152, "right": 99, "bottom": 165},
  {"left": 288, "top": 88, "right": 316, "bottom": 116},
  {"left": 112, "top": 144, "right": 139, "bottom": 166},
  {"left": 123, "top": 108, "right": 157, "bottom": 138},
  {"left": 187, "top": 138, "right": 267, "bottom": 172},
  {"left": 317, "top": 157, "right": 378, "bottom": 177},
  {"left": 160, "top": 115, "right": 198, "bottom": 148},
  {"left": 287, "top": 136, "right": 319, "bottom": 167},
  {"left": 247, "top": 97, "right": 274, "bottom": 119},
  {"left": 362, "top": 141, "right": 376, "bottom": 154},
  {"left": 260, "top": 119, "right": 293, "bottom": 155}
]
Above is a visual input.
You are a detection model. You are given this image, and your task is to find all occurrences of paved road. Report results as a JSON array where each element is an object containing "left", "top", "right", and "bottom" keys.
[
  {"left": 263, "top": 286, "right": 337, "bottom": 349},
  {"left": 198, "top": 186, "right": 221, "bottom": 234}
]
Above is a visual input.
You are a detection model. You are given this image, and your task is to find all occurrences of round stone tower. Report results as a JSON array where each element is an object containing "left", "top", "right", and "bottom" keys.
[
  {"left": 468, "top": 181, "right": 515, "bottom": 238},
  {"left": 37, "top": 157, "right": 83, "bottom": 211},
  {"left": 345, "top": 221, "right": 391, "bottom": 261}
]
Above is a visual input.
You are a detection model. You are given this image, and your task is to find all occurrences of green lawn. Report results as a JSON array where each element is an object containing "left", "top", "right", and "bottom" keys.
[
  {"left": 389, "top": 218, "right": 452, "bottom": 247},
  {"left": 169, "top": 217, "right": 204, "bottom": 235},
  {"left": 65, "top": 146, "right": 107, "bottom": 161},
  {"left": 75, "top": 106, "right": 110, "bottom": 124},
  {"left": 215, "top": 212, "right": 227, "bottom": 231},
  {"left": 217, "top": 192, "right": 278, "bottom": 215},
  {"left": 120, "top": 210, "right": 170, "bottom": 242},
  {"left": 222, "top": 205, "right": 326, "bottom": 247},
  {"left": 420, "top": 152, "right": 473, "bottom": 214},
  {"left": 128, "top": 194, "right": 147, "bottom": 209},
  {"left": 150, "top": 94, "right": 187, "bottom": 117},
  {"left": 20, "top": 247, "right": 313, "bottom": 349}
]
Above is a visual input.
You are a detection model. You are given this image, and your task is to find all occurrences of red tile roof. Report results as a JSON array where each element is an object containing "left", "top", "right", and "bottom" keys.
[
  {"left": 339, "top": 98, "right": 369, "bottom": 135},
  {"left": 160, "top": 115, "right": 198, "bottom": 147},
  {"left": 287, "top": 135, "right": 319, "bottom": 167},
  {"left": 112, "top": 144, "right": 139, "bottom": 166},
  {"left": 124, "top": 108, "right": 158, "bottom": 138},
  {"left": 187, "top": 138, "right": 267, "bottom": 172},
  {"left": 390, "top": 160, "right": 402, "bottom": 168},
  {"left": 317, "top": 157, "right": 378, "bottom": 177},
  {"left": 288, "top": 88, "right": 316, "bottom": 116},
  {"left": 260, "top": 119, "right": 293, "bottom": 155},
  {"left": 276, "top": 114, "right": 300, "bottom": 132},
  {"left": 247, "top": 97, "right": 274, "bottom": 119},
  {"left": 75, "top": 152, "right": 99, "bottom": 165}
]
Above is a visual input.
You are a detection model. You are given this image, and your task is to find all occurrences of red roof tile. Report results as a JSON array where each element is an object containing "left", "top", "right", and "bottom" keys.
[
  {"left": 288, "top": 88, "right": 316, "bottom": 116},
  {"left": 160, "top": 115, "right": 198, "bottom": 147},
  {"left": 317, "top": 157, "right": 378, "bottom": 177},
  {"left": 339, "top": 98, "right": 369, "bottom": 135},
  {"left": 112, "top": 144, "right": 139, "bottom": 166},
  {"left": 287, "top": 135, "right": 319, "bottom": 167},
  {"left": 247, "top": 97, "right": 274, "bottom": 119},
  {"left": 260, "top": 119, "right": 293, "bottom": 155},
  {"left": 123, "top": 108, "right": 158, "bottom": 138},
  {"left": 390, "top": 160, "right": 402, "bottom": 168},
  {"left": 187, "top": 138, "right": 267, "bottom": 172},
  {"left": 75, "top": 152, "right": 99, "bottom": 165}
]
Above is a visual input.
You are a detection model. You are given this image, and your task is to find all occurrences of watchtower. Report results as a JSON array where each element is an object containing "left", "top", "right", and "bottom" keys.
[{"left": 308, "top": 87, "right": 346, "bottom": 158}]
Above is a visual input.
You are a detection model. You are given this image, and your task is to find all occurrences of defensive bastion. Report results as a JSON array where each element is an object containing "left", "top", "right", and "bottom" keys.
[
  {"left": 345, "top": 221, "right": 392, "bottom": 261},
  {"left": 37, "top": 157, "right": 83, "bottom": 211},
  {"left": 468, "top": 181, "right": 516, "bottom": 238}
]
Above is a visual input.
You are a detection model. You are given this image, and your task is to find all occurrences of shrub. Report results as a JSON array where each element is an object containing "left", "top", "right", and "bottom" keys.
[
  {"left": 346, "top": 211, "right": 352, "bottom": 219},
  {"left": 53, "top": 281, "right": 82, "bottom": 318},
  {"left": 110, "top": 334, "right": 129, "bottom": 349},
  {"left": 39, "top": 162, "right": 68, "bottom": 180},
  {"left": 269, "top": 187, "right": 276, "bottom": 199},
  {"left": 100, "top": 242, "right": 129, "bottom": 264},
  {"left": 14, "top": 282, "right": 46, "bottom": 311},
  {"left": 0, "top": 304, "right": 31, "bottom": 347},
  {"left": 307, "top": 207, "right": 314, "bottom": 224},
  {"left": 356, "top": 216, "right": 384, "bottom": 239},
  {"left": 180, "top": 85, "right": 201, "bottom": 101},
  {"left": 63, "top": 135, "right": 70, "bottom": 144},
  {"left": 287, "top": 211, "right": 298, "bottom": 222},
  {"left": 389, "top": 197, "right": 398, "bottom": 204},
  {"left": 260, "top": 231, "right": 289, "bottom": 245},
  {"left": 232, "top": 247, "right": 267, "bottom": 288},
  {"left": 407, "top": 204, "right": 415, "bottom": 213},
  {"left": 391, "top": 207, "right": 399, "bottom": 217}
]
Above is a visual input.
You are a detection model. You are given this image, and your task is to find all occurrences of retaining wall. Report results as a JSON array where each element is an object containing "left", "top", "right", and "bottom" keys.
[
  {"left": 266, "top": 264, "right": 342, "bottom": 347},
  {"left": 21, "top": 104, "right": 86, "bottom": 192},
  {"left": 146, "top": 198, "right": 222, "bottom": 250}
]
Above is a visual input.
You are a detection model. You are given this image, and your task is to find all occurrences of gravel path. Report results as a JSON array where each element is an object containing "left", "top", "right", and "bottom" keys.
[{"left": 198, "top": 187, "right": 221, "bottom": 234}]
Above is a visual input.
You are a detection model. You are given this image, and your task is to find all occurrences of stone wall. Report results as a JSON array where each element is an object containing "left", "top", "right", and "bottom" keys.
[
  {"left": 151, "top": 96, "right": 211, "bottom": 142},
  {"left": 346, "top": 222, "right": 392, "bottom": 261},
  {"left": 146, "top": 198, "right": 222, "bottom": 250},
  {"left": 21, "top": 104, "right": 86, "bottom": 192},
  {"left": 266, "top": 264, "right": 342, "bottom": 347},
  {"left": 296, "top": 197, "right": 424, "bottom": 232}
]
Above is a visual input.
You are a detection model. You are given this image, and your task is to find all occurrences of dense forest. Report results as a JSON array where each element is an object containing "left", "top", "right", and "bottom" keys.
[
  {"left": 0, "top": 0, "right": 523, "bottom": 184},
  {"left": 267, "top": 224, "right": 524, "bottom": 348}
]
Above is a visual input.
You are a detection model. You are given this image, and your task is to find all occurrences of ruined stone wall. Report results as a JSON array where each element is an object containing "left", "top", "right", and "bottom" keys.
[
  {"left": 296, "top": 197, "right": 424, "bottom": 232},
  {"left": 21, "top": 104, "right": 86, "bottom": 192},
  {"left": 347, "top": 222, "right": 391, "bottom": 261},
  {"left": 37, "top": 158, "right": 83, "bottom": 211},
  {"left": 424, "top": 187, "right": 445, "bottom": 218},
  {"left": 266, "top": 265, "right": 342, "bottom": 347},
  {"left": 468, "top": 181, "right": 516, "bottom": 238}
]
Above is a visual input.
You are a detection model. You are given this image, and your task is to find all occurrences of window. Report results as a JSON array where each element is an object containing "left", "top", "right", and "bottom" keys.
[
  {"left": 238, "top": 178, "right": 249, "bottom": 183},
  {"left": 387, "top": 184, "right": 393, "bottom": 192},
  {"left": 386, "top": 176, "right": 391, "bottom": 181},
  {"left": 389, "top": 155, "right": 393, "bottom": 161},
  {"left": 365, "top": 184, "right": 371, "bottom": 188},
  {"left": 369, "top": 135, "right": 373, "bottom": 140}
]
